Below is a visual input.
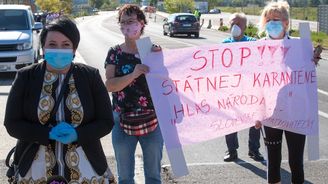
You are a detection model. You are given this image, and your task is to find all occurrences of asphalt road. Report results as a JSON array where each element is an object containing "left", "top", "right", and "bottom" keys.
[{"left": 0, "top": 11, "right": 327, "bottom": 183}]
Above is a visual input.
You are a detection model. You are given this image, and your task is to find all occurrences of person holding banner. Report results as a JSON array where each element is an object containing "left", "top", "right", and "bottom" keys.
[
  {"left": 256, "top": 1, "right": 322, "bottom": 184},
  {"left": 222, "top": 13, "right": 264, "bottom": 162},
  {"left": 104, "top": 4, "right": 163, "bottom": 184}
]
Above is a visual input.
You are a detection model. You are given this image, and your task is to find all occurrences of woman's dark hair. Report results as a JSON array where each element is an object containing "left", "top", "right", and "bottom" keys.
[
  {"left": 40, "top": 16, "right": 80, "bottom": 50},
  {"left": 118, "top": 4, "right": 147, "bottom": 34}
]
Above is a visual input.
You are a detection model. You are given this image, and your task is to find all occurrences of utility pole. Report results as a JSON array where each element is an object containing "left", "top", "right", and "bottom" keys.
[
  {"left": 303, "top": 0, "right": 306, "bottom": 20},
  {"left": 288, "top": 0, "right": 292, "bottom": 30}
]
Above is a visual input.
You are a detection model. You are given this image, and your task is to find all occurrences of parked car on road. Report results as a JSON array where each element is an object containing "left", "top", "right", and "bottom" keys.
[
  {"left": 92, "top": 8, "right": 99, "bottom": 14},
  {"left": 0, "top": 5, "right": 43, "bottom": 72},
  {"left": 209, "top": 8, "right": 221, "bottom": 14},
  {"left": 163, "top": 13, "right": 200, "bottom": 38}
]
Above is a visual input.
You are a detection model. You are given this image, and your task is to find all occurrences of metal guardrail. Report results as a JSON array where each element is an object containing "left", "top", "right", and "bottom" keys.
[{"left": 318, "top": 5, "right": 328, "bottom": 34}]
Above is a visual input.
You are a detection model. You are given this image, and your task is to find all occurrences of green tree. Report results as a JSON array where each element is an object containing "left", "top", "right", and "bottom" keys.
[
  {"left": 150, "top": 0, "right": 158, "bottom": 6},
  {"left": 35, "top": 0, "right": 72, "bottom": 13},
  {"left": 207, "top": 0, "right": 218, "bottom": 9},
  {"left": 135, "top": 0, "right": 142, "bottom": 5},
  {"left": 310, "top": 0, "right": 321, "bottom": 6},
  {"left": 101, "top": 0, "right": 119, "bottom": 10},
  {"left": 60, "top": 0, "right": 73, "bottom": 13},
  {"left": 216, "top": 0, "right": 226, "bottom": 6},
  {"left": 164, "top": 0, "right": 194, "bottom": 13},
  {"left": 89, "top": 0, "right": 105, "bottom": 9},
  {"left": 35, "top": 0, "right": 59, "bottom": 12},
  {"left": 321, "top": 0, "right": 328, "bottom": 4},
  {"left": 231, "top": 0, "right": 243, "bottom": 7}
]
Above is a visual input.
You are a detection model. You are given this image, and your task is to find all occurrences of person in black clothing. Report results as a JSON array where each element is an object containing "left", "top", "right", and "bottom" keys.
[
  {"left": 4, "top": 16, "right": 115, "bottom": 183},
  {"left": 256, "top": 1, "right": 322, "bottom": 184}
]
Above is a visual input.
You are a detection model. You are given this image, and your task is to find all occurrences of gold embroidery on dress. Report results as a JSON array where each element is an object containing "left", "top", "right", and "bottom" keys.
[
  {"left": 66, "top": 144, "right": 81, "bottom": 182},
  {"left": 66, "top": 75, "right": 83, "bottom": 126},
  {"left": 36, "top": 71, "right": 88, "bottom": 182},
  {"left": 45, "top": 145, "right": 55, "bottom": 177},
  {"left": 90, "top": 176, "right": 98, "bottom": 184},
  {"left": 18, "top": 177, "right": 46, "bottom": 184},
  {"left": 81, "top": 178, "right": 89, "bottom": 184},
  {"left": 44, "top": 72, "right": 57, "bottom": 83},
  {"left": 66, "top": 146, "right": 79, "bottom": 168},
  {"left": 80, "top": 177, "right": 99, "bottom": 184},
  {"left": 38, "top": 72, "right": 83, "bottom": 126},
  {"left": 99, "top": 177, "right": 105, "bottom": 184},
  {"left": 37, "top": 178, "right": 47, "bottom": 184},
  {"left": 38, "top": 71, "right": 57, "bottom": 125},
  {"left": 69, "top": 181, "right": 80, "bottom": 184},
  {"left": 43, "top": 84, "right": 52, "bottom": 94},
  {"left": 19, "top": 179, "right": 28, "bottom": 184},
  {"left": 71, "top": 109, "right": 82, "bottom": 125},
  {"left": 70, "top": 169, "right": 80, "bottom": 181},
  {"left": 28, "top": 178, "right": 34, "bottom": 184},
  {"left": 34, "top": 177, "right": 47, "bottom": 184}
]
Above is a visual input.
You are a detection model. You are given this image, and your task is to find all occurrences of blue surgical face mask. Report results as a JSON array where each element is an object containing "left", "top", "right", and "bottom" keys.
[
  {"left": 44, "top": 49, "right": 73, "bottom": 70},
  {"left": 266, "top": 20, "right": 284, "bottom": 39}
]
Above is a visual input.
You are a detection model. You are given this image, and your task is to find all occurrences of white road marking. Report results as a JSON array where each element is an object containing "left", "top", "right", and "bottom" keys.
[
  {"left": 162, "top": 158, "right": 328, "bottom": 168},
  {"left": 135, "top": 155, "right": 145, "bottom": 184},
  {"left": 319, "top": 110, "right": 328, "bottom": 119},
  {"left": 318, "top": 89, "right": 328, "bottom": 96}
]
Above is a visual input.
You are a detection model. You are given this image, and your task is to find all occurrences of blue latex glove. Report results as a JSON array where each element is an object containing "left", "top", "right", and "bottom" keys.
[
  {"left": 49, "top": 122, "right": 72, "bottom": 138},
  {"left": 49, "top": 122, "right": 77, "bottom": 144},
  {"left": 49, "top": 131, "right": 57, "bottom": 140},
  {"left": 55, "top": 128, "right": 78, "bottom": 144},
  {"left": 53, "top": 122, "right": 73, "bottom": 132}
]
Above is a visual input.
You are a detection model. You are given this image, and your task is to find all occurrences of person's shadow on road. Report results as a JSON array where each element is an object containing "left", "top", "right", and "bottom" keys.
[{"left": 234, "top": 159, "right": 313, "bottom": 183}]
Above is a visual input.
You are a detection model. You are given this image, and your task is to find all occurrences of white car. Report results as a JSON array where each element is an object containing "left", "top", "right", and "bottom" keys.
[
  {"left": 209, "top": 8, "right": 221, "bottom": 14},
  {"left": 0, "top": 5, "right": 43, "bottom": 72}
]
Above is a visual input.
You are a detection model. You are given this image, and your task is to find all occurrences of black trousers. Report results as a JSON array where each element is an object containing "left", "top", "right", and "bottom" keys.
[
  {"left": 264, "top": 126, "right": 306, "bottom": 184},
  {"left": 225, "top": 127, "right": 261, "bottom": 152}
]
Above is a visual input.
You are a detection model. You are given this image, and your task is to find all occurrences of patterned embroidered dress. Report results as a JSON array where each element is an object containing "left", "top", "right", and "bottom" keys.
[{"left": 18, "top": 70, "right": 112, "bottom": 184}]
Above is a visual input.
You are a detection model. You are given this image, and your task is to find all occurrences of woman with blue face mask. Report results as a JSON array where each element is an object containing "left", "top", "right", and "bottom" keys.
[
  {"left": 256, "top": 1, "right": 322, "bottom": 184},
  {"left": 4, "top": 16, "right": 116, "bottom": 183}
]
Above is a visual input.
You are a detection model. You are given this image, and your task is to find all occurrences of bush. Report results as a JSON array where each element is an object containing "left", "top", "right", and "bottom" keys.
[
  {"left": 218, "top": 25, "right": 229, "bottom": 32},
  {"left": 216, "top": 6, "right": 317, "bottom": 21},
  {"left": 310, "top": 32, "right": 328, "bottom": 48},
  {"left": 287, "top": 29, "right": 327, "bottom": 48},
  {"left": 101, "top": 2, "right": 119, "bottom": 11},
  {"left": 244, "top": 23, "right": 259, "bottom": 38},
  {"left": 80, "top": 11, "right": 90, "bottom": 17}
]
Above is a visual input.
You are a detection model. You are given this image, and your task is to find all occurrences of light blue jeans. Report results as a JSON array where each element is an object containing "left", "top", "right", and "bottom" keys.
[{"left": 112, "top": 112, "right": 164, "bottom": 184}]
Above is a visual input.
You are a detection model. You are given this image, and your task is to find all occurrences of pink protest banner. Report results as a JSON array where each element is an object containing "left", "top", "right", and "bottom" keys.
[{"left": 142, "top": 38, "right": 318, "bottom": 149}]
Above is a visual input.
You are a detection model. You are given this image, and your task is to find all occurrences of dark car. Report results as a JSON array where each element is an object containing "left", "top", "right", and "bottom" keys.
[
  {"left": 209, "top": 8, "right": 221, "bottom": 14},
  {"left": 163, "top": 13, "right": 200, "bottom": 38}
]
